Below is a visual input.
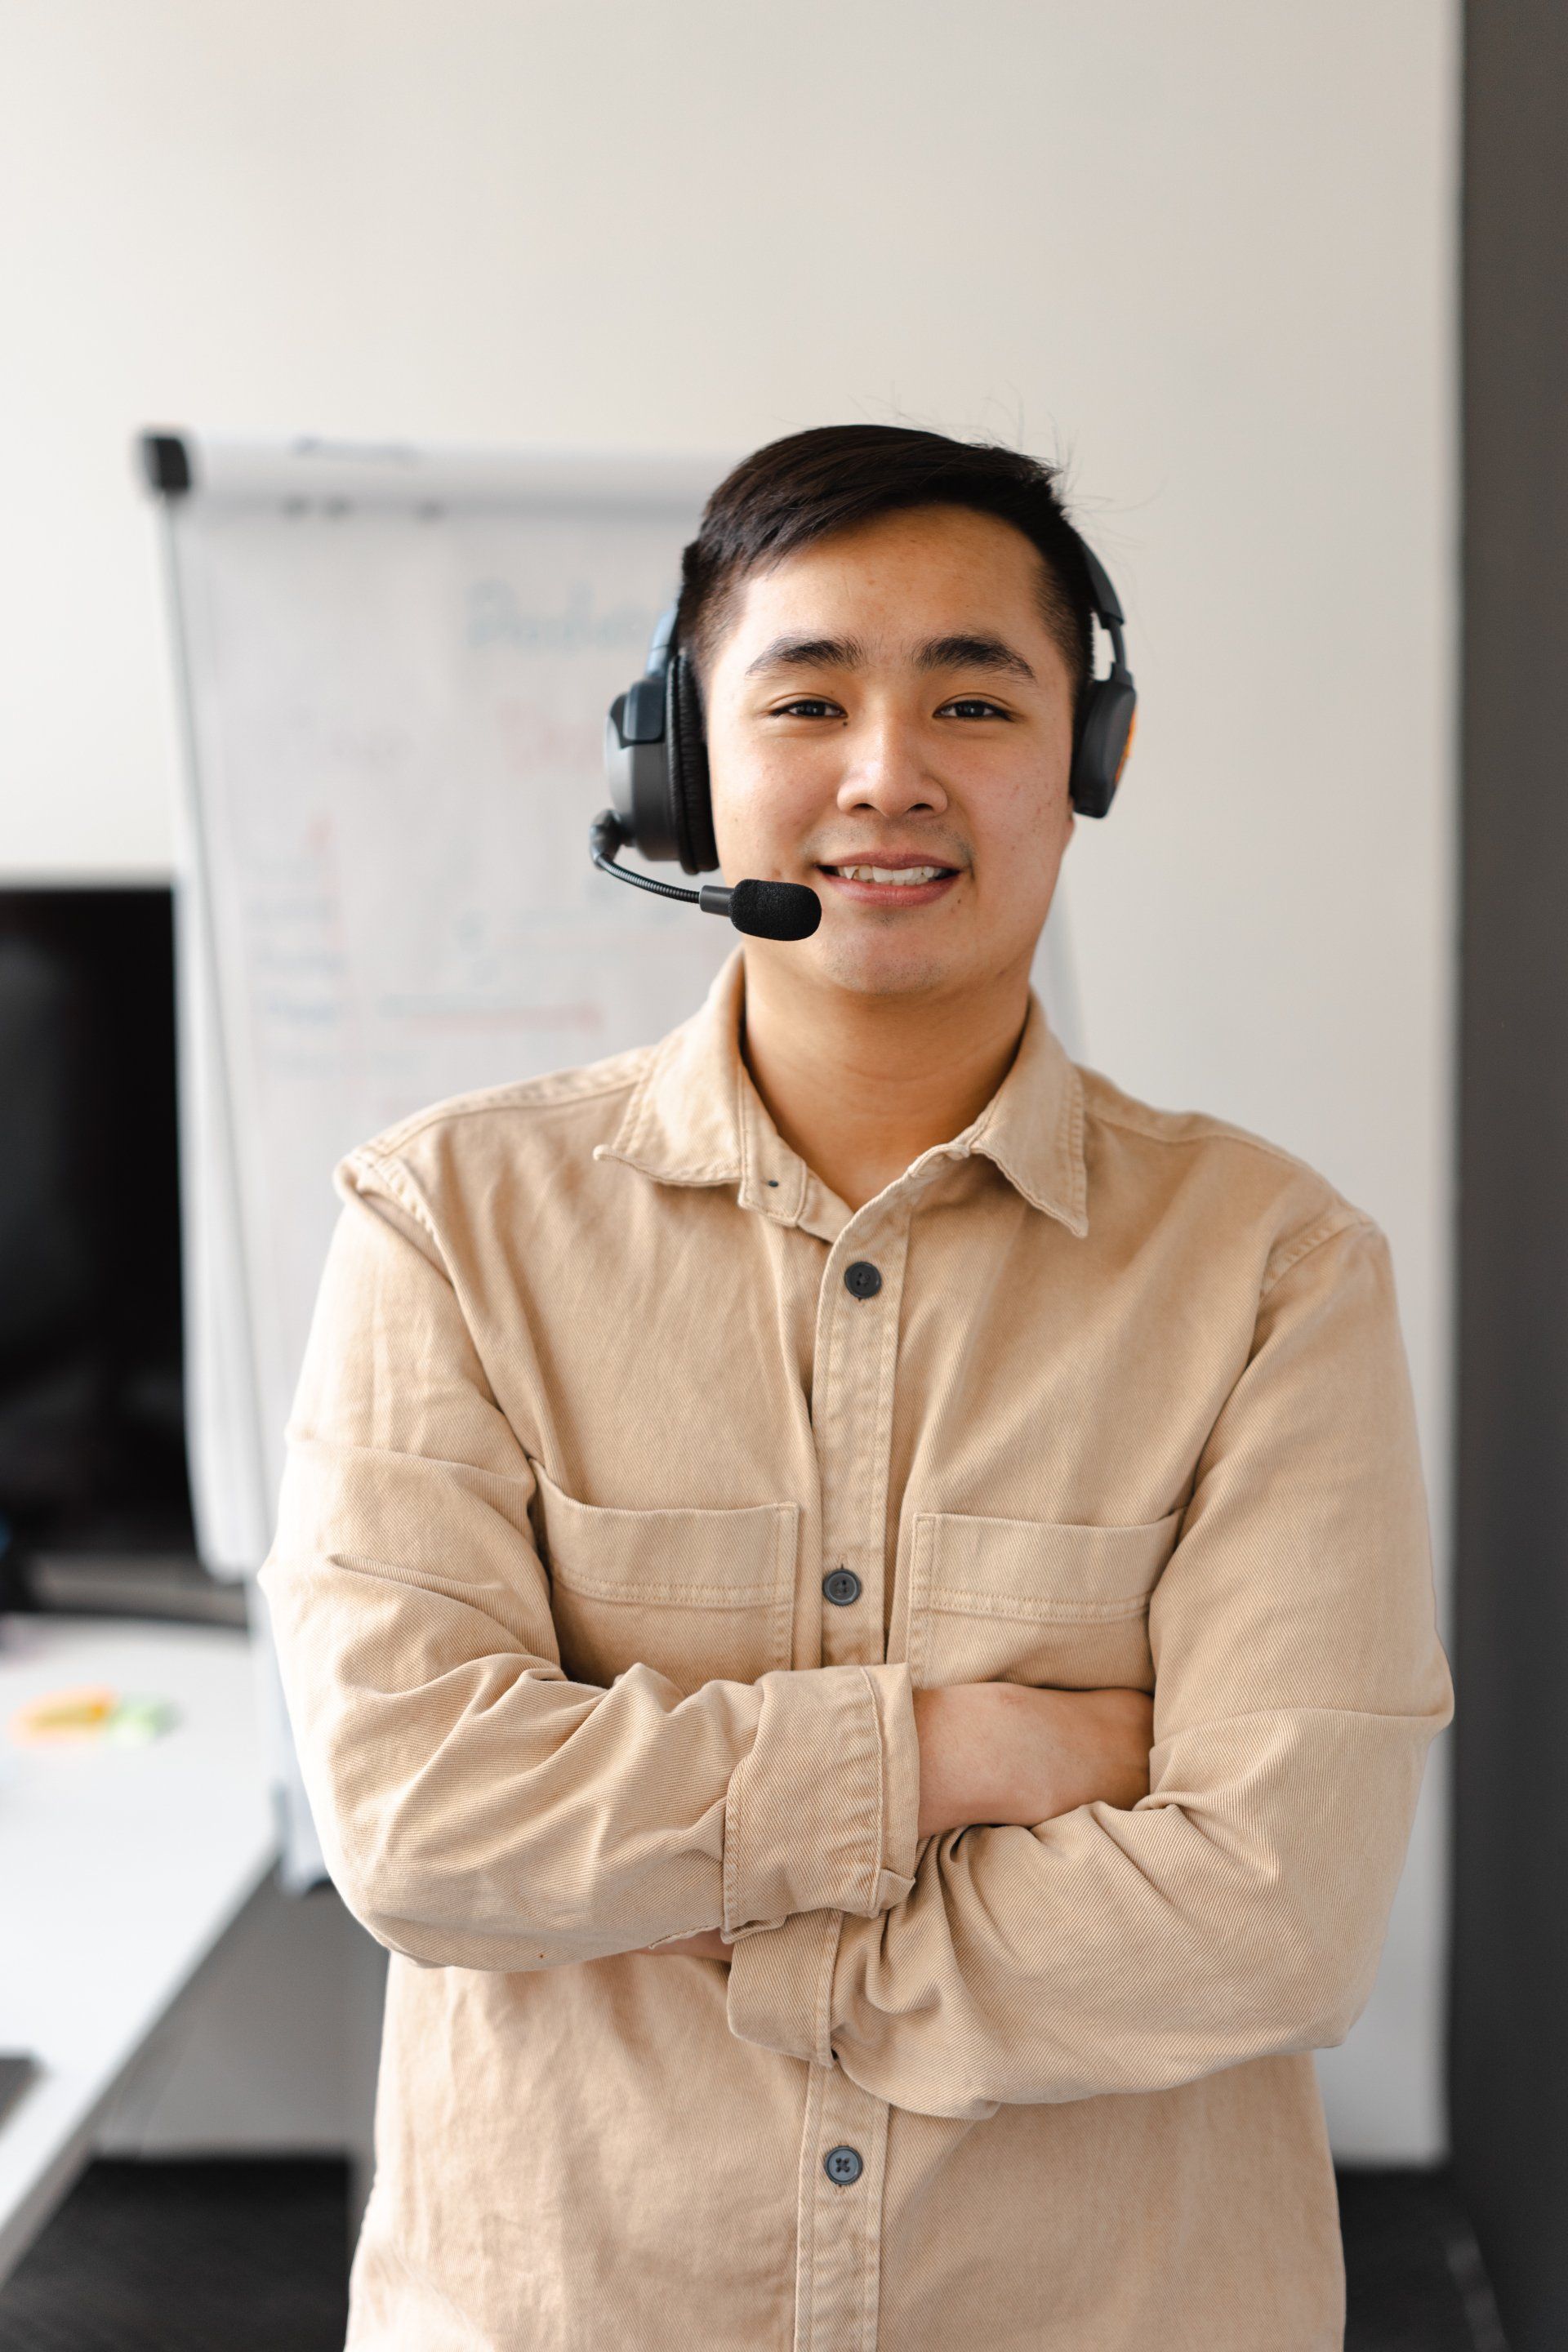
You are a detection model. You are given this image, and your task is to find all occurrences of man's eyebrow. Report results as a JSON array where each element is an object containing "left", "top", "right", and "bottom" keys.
[
  {"left": 915, "top": 634, "right": 1036, "bottom": 681},
  {"left": 743, "top": 634, "right": 866, "bottom": 676}
]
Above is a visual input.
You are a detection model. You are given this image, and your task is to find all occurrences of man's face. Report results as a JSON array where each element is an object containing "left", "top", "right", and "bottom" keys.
[{"left": 702, "top": 503, "right": 1077, "bottom": 1002}]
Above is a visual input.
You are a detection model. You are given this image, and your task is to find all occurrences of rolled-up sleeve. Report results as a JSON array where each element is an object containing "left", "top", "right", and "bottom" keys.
[
  {"left": 725, "top": 1218, "right": 1454, "bottom": 2116},
  {"left": 257, "top": 1150, "right": 917, "bottom": 1974}
]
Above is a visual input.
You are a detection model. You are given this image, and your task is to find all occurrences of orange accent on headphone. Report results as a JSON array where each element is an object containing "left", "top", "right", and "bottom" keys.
[{"left": 1115, "top": 706, "right": 1138, "bottom": 782}]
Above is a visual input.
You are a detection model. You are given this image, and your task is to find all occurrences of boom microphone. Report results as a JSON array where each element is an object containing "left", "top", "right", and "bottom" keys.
[
  {"left": 589, "top": 811, "right": 822, "bottom": 942},
  {"left": 720, "top": 879, "right": 822, "bottom": 942}
]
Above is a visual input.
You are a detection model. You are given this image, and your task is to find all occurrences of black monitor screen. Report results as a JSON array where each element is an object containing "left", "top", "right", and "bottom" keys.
[{"left": 0, "top": 887, "right": 195, "bottom": 1575}]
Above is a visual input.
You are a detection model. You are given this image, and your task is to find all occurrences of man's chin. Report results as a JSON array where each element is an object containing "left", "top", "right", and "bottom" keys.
[{"left": 808, "top": 932, "right": 964, "bottom": 1001}]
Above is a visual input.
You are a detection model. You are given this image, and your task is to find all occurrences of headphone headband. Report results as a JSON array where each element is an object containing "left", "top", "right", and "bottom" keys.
[{"left": 1076, "top": 538, "right": 1123, "bottom": 628}]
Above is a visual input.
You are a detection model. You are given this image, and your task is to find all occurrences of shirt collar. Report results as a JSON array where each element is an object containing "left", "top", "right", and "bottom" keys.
[{"left": 594, "top": 945, "right": 1089, "bottom": 1238}]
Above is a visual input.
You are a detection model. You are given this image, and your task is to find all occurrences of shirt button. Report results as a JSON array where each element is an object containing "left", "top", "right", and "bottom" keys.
[
  {"left": 844, "top": 1260, "right": 882, "bottom": 1299},
  {"left": 822, "top": 1567, "right": 861, "bottom": 1606},
  {"left": 824, "top": 2145, "right": 864, "bottom": 2186}
]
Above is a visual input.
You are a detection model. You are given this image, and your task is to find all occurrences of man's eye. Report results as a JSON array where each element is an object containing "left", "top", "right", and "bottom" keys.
[
  {"left": 773, "top": 697, "right": 842, "bottom": 719},
  {"left": 941, "top": 697, "right": 1010, "bottom": 719}
]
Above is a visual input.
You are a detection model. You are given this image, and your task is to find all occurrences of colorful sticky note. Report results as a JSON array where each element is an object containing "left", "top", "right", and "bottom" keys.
[
  {"left": 7, "top": 1686, "right": 180, "bottom": 1748},
  {"left": 105, "top": 1697, "right": 180, "bottom": 1744},
  {"left": 8, "top": 1686, "right": 119, "bottom": 1744}
]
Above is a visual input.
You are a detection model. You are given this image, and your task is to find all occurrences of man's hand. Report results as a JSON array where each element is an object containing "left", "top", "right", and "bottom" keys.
[{"left": 914, "top": 1682, "right": 1153, "bottom": 1840}]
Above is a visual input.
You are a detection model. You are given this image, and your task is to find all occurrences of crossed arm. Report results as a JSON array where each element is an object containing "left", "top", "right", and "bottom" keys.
[{"left": 640, "top": 1682, "right": 1156, "bottom": 1962}]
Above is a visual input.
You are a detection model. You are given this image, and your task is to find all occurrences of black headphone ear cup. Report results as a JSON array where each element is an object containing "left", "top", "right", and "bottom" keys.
[
  {"left": 668, "top": 648, "right": 717, "bottom": 875},
  {"left": 1069, "top": 678, "right": 1137, "bottom": 819}
]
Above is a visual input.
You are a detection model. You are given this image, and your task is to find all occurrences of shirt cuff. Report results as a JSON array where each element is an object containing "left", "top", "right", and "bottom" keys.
[
  {"left": 726, "top": 1906, "right": 845, "bottom": 2065},
  {"left": 724, "top": 1665, "right": 921, "bottom": 2069},
  {"left": 720, "top": 1659, "right": 920, "bottom": 1938}
]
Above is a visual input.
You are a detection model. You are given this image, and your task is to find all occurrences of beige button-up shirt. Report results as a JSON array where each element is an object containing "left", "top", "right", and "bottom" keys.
[{"left": 258, "top": 946, "right": 1454, "bottom": 2352}]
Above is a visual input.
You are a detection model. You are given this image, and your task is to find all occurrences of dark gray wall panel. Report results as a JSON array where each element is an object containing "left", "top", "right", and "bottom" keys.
[{"left": 1454, "top": 5, "right": 1568, "bottom": 2344}]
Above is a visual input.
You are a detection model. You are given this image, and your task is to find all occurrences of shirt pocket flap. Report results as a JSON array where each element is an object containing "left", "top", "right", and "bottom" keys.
[
  {"left": 919, "top": 1509, "right": 1184, "bottom": 1622},
  {"left": 531, "top": 1464, "right": 798, "bottom": 1692},
  {"left": 908, "top": 1508, "right": 1183, "bottom": 1690}
]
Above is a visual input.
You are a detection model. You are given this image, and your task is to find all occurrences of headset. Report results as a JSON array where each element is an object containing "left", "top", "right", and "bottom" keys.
[{"left": 590, "top": 528, "right": 1135, "bottom": 942}]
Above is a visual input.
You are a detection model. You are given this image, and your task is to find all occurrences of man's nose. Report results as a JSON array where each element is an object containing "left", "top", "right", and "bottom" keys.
[{"left": 835, "top": 715, "right": 949, "bottom": 820}]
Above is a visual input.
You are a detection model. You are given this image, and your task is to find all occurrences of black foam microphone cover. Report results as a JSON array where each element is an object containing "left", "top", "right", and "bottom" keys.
[{"left": 727, "top": 880, "right": 822, "bottom": 940}]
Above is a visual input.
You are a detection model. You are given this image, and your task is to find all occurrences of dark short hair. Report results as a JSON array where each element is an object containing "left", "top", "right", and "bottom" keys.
[{"left": 675, "top": 424, "right": 1096, "bottom": 713}]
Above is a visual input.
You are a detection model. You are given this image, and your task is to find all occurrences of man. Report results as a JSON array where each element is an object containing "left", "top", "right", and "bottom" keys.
[{"left": 258, "top": 425, "right": 1454, "bottom": 2350}]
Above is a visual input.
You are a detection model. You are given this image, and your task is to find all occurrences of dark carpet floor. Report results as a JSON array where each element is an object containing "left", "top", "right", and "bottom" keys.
[
  {"left": 1339, "top": 2168, "right": 1509, "bottom": 2352},
  {"left": 0, "top": 2158, "right": 1509, "bottom": 2350},
  {"left": 0, "top": 2160, "right": 352, "bottom": 2352}
]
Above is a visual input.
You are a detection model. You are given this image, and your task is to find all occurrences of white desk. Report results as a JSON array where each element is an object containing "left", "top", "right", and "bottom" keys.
[{"left": 0, "top": 1615, "right": 278, "bottom": 2285}]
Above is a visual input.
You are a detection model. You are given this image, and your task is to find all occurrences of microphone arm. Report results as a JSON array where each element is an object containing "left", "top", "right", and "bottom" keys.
[
  {"left": 590, "top": 810, "right": 710, "bottom": 910},
  {"left": 589, "top": 811, "right": 822, "bottom": 942}
]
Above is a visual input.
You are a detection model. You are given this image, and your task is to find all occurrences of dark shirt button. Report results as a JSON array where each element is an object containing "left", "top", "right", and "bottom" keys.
[
  {"left": 824, "top": 2145, "right": 864, "bottom": 2186},
  {"left": 844, "top": 1259, "right": 882, "bottom": 1300},
  {"left": 822, "top": 1567, "right": 862, "bottom": 1606}
]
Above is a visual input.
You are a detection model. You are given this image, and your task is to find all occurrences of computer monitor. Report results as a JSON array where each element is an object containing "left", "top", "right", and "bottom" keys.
[{"left": 0, "top": 886, "right": 232, "bottom": 1620}]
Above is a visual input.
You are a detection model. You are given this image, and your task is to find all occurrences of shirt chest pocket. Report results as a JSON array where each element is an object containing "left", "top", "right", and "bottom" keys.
[
  {"left": 530, "top": 1465, "right": 799, "bottom": 1698},
  {"left": 906, "top": 1509, "right": 1183, "bottom": 1694}
]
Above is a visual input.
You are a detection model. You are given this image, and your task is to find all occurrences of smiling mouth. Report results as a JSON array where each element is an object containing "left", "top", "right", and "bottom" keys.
[{"left": 817, "top": 862, "right": 960, "bottom": 887}]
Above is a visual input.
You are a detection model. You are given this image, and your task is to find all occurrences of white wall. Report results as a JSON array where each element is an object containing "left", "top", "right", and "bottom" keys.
[{"left": 0, "top": 0, "right": 1459, "bottom": 2158}]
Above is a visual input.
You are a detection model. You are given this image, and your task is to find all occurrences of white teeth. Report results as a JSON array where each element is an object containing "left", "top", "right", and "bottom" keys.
[{"left": 836, "top": 865, "right": 947, "bottom": 884}]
